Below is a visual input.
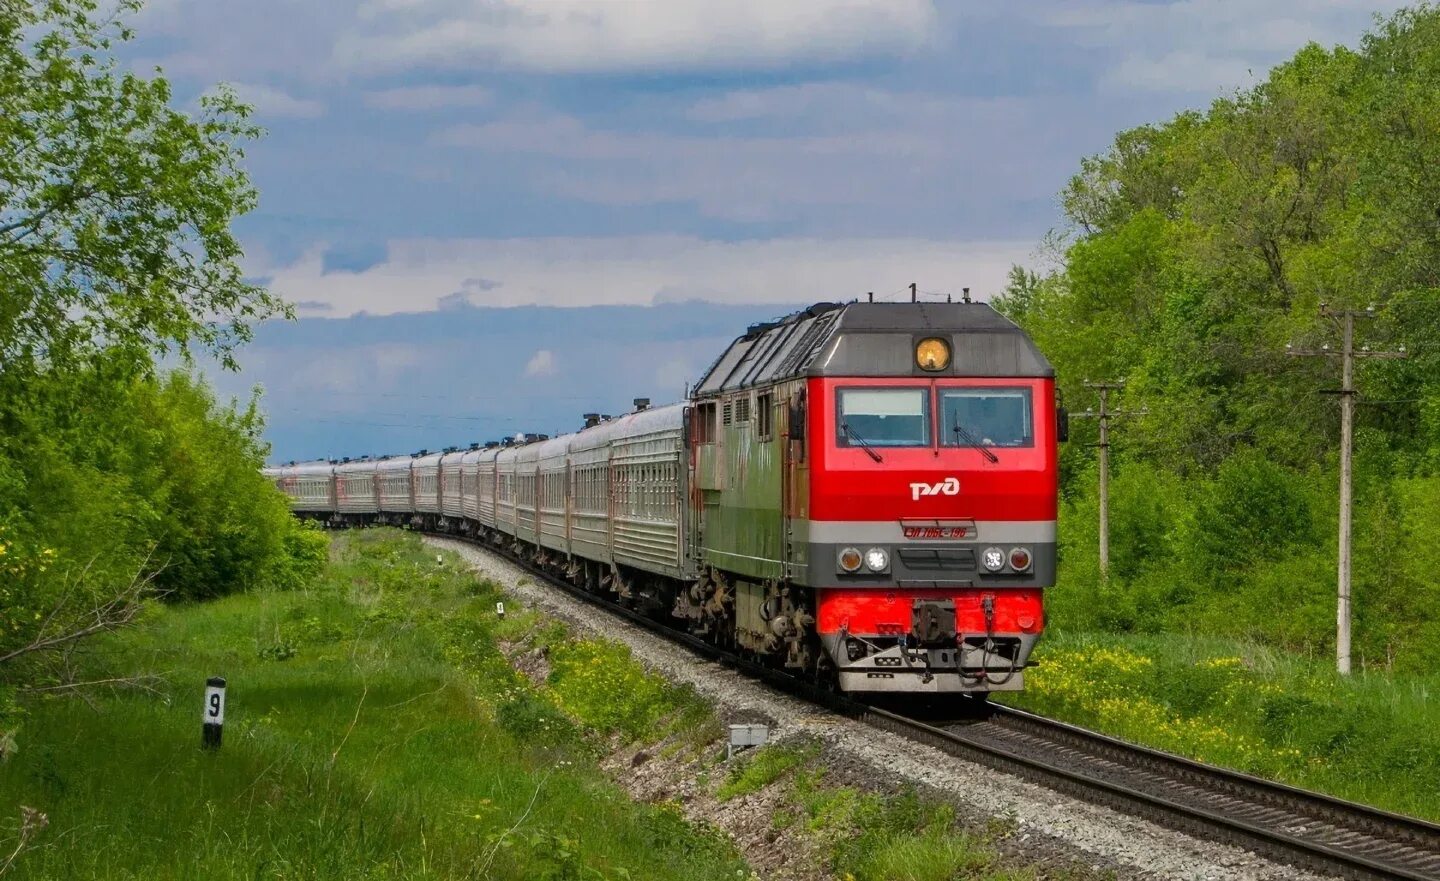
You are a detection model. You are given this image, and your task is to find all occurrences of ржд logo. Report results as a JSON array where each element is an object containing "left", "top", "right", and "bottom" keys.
[{"left": 910, "top": 476, "right": 960, "bottom": 501}]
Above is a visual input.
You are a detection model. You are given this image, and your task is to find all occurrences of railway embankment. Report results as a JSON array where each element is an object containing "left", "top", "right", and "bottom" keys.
[{"left": 430, "top": 534, "right": 1345, "bottom": 881}]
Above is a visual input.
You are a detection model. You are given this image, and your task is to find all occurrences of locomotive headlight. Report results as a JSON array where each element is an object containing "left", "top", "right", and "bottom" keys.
[
  {"left": 981, "top": 546, "right": 1006, "bottom": 572},
  {"left": 838, "top": 547, "right": 863, "bottom": 573},
  {"left": 1009, "top": 547, "right": 1033, "bottom": 572},
  {"left": 864, "top": 547, "right": 889, "bottom": 572},
  {"left": 915, "top": 337, "right": 951, "bottom": 371}
]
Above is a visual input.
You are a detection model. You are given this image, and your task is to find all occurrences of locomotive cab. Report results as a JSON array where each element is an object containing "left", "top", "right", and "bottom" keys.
[{"left": 809, "top": 372, "right": 1056, "bottom": 692}]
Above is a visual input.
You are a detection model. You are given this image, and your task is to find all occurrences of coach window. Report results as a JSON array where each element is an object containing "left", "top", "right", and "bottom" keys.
[
  {"left": 757, "top": 392, "right": 773, "bottom": 440},
  {"left": 835, "top": 388, "right": 930, "bottom": 447}
]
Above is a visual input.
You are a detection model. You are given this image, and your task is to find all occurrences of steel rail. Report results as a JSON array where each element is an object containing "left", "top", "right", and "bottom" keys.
[{"left": 419, "top": 528, "right": 1440, "bottom": 881}]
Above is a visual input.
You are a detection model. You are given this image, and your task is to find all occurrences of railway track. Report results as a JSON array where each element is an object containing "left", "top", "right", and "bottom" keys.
[
  {"left": 867, "top": 707, "right": 1440, "bottom": 881},
  {"left": 425, "top": 530, "right": 1440, "bottom": 881}
]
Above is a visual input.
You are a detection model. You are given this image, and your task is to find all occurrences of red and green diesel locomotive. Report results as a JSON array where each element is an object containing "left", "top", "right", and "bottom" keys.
[{"left": 267, "top": 300, "right": 1063, "bottom": 695}]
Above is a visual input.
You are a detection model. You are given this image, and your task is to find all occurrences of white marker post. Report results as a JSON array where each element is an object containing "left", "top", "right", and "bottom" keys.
[
  {"left": 495, "top": 601, "right": 505, "bottom": 619},
  {"left": 202, "top": 676, "right": 226, "bottom": 750}
]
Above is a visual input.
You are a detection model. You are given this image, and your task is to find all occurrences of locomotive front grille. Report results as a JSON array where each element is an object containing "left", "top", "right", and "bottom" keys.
[{"left": 896, "top": 547, "right": 976, "bottom": 571}]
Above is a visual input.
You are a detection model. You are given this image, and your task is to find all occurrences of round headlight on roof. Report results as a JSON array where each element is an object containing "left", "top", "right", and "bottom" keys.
[
  {"left": 915, "top": 337, "right": 951, "bottom": 371},
  {"left": 864, "top": 547, "right": 889, "bottom": 572},
  {"left": 838, "top": 547, "right": 863, "bottom": 573},
  {"left": 981, "top": 546, "right": 1006, "bottom": 572}
]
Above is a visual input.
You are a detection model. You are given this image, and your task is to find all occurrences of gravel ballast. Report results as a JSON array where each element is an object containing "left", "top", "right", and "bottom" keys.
[{"left": 427, "top": 535, "right": 1339, "bottom": 881}]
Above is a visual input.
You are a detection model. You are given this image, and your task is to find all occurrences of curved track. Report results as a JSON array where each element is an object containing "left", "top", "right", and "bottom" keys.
[{"left": 423, "top": 528, "right": 1440, "bottom": 881}]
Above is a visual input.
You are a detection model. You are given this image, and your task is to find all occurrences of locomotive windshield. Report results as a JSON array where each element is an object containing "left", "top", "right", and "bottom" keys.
[
  {"left": 941, "top": 388, "right": 1033, "bottom": 448},
  {"left": 836, "top": 388, "right": 930, "bottom": 447}
]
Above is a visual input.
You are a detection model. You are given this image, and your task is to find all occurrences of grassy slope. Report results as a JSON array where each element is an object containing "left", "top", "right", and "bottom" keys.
[
  {"left": 0, "top": 530, "right": 743, "bottom": 880},
  {"left": 1000, "top": 630, "right": 1440, "bottom": 821},
  {"left": 715, "top": 741, "right": 1097, "bottom": 881}
]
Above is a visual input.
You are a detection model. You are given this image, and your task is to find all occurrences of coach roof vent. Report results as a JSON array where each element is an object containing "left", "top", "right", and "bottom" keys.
[{"left": 633, "top": 397, "right": 650, "bottom": 411}]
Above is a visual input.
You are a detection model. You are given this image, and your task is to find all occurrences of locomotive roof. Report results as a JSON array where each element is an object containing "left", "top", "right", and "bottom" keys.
[{"left": 691, "top": 300, "right": 1052, "bottom": 396}]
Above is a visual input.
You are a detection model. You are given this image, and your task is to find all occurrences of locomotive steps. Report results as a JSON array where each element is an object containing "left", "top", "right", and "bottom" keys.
[{"left": 430, "top": 534, "right": 1361, "bottom": 881}]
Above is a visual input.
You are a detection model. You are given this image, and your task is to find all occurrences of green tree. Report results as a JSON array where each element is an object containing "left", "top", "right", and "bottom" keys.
[
  {"left": 0, "top": 0, "right": 287, "bottom": 379},
  {"left": 1015, "top": 5, "right": 1440, "bottom": 667},
  {"left": 0, "top": 1, "right": 316, "bottom": 709}
]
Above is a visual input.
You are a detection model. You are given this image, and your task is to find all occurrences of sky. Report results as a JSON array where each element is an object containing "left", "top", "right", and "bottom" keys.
[{"left": 120, "top": 0, "right": 1410, "bottom": 460}]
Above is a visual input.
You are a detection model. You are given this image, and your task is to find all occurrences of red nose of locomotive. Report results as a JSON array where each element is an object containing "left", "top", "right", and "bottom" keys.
[{"left": 806, "top": 374, "right": 1058, "bottom": 694}]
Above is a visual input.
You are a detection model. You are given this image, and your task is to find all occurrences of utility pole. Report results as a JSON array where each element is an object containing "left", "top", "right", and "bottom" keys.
[
  {"left": 1287, "top": 303, "right": 1406, "bottom": 676},
  {"left": 1072, "top": 380, "right": 1145, "bottom": 580}
]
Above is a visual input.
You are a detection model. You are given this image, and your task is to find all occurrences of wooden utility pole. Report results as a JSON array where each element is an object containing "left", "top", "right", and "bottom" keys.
[
  {"left": 1286, "top": 304, "right": 1406, "bottom": 675},
  {"left": 1072, "top": 381, "right": 1144, "bottom": 579}
]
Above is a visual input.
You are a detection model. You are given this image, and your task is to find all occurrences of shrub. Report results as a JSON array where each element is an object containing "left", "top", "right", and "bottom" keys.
[{"left": 0, "top": 364, "right": 319, "bottom": 690}]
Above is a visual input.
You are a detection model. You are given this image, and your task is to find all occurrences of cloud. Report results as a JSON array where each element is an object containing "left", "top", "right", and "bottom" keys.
[
  {"left": 362, "top": 84, "right": 494, "bottom": 110},
  {"left": 430, "top": 94, "right": 1072, "bottom": 226},
  {"left": 1033, "top": 0, "right": 1388, "bottom": 94},
  {"left": 226, "top": 82, "right": 326, "bottom": 118},
  {"left": 1099, "top": 50, "right": 1258, "bottom": 95},
  {"left": 686, "top": 83, "right": 894, "bottom": 124},
  {"left": 524, "top": 349, "right": 557, "bottom": 377},
  {"left": 438, "top": 277, "right": 504, "bottom": 309},
  {"left": 265, "top": 235, "right": 1035, "bottom": 318},
  {"left": 335, "top": 0, "right": 939, "bottom": 74}
]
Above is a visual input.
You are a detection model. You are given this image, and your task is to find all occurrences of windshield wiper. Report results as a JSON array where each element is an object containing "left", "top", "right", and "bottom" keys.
[
  {"left": 840, "top": 422, "right": 884, "bottom": 463},
  {"left": 952, "top": 422, "right": 999, "bottom": 463}
]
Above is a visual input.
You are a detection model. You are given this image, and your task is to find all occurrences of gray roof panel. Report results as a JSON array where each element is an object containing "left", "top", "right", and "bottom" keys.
[{"left": 691, "top": 301, "right": 1050, "bottom": 395}]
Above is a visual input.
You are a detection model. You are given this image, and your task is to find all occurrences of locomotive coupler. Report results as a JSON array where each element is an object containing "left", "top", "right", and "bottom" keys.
[{"left": 911, "top": 599, "right": 958, "bottom": 646}]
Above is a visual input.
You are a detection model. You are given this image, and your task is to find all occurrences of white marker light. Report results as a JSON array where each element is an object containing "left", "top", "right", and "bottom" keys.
[
  {"left": 864, "top": 547, "right": 889, "bottom": 572},
  {"left": 981, "top": 547, "right": 1006, "bottom": 572}
]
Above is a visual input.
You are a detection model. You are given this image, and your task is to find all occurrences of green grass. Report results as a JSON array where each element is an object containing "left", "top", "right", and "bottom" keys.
[
  {"left": 716, "top": 742, "right": 815, "bottom": 801},
  {"left": 804, "top": 778, "right": 1036, "bottom": 881},
  {"left": 1001, "top": 630, "right": 1440, "bottom": 820},
  {"left": 776, "top": 760, "right": 1103, "bottom": 881},
  {"left": 0, "top": 529, "right": 744, "bottom": 881}
]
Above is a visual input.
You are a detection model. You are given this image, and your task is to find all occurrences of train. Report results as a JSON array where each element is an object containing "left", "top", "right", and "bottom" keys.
[{"left": 265, "top": 300, "right": 1064, "bottom": 695}]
